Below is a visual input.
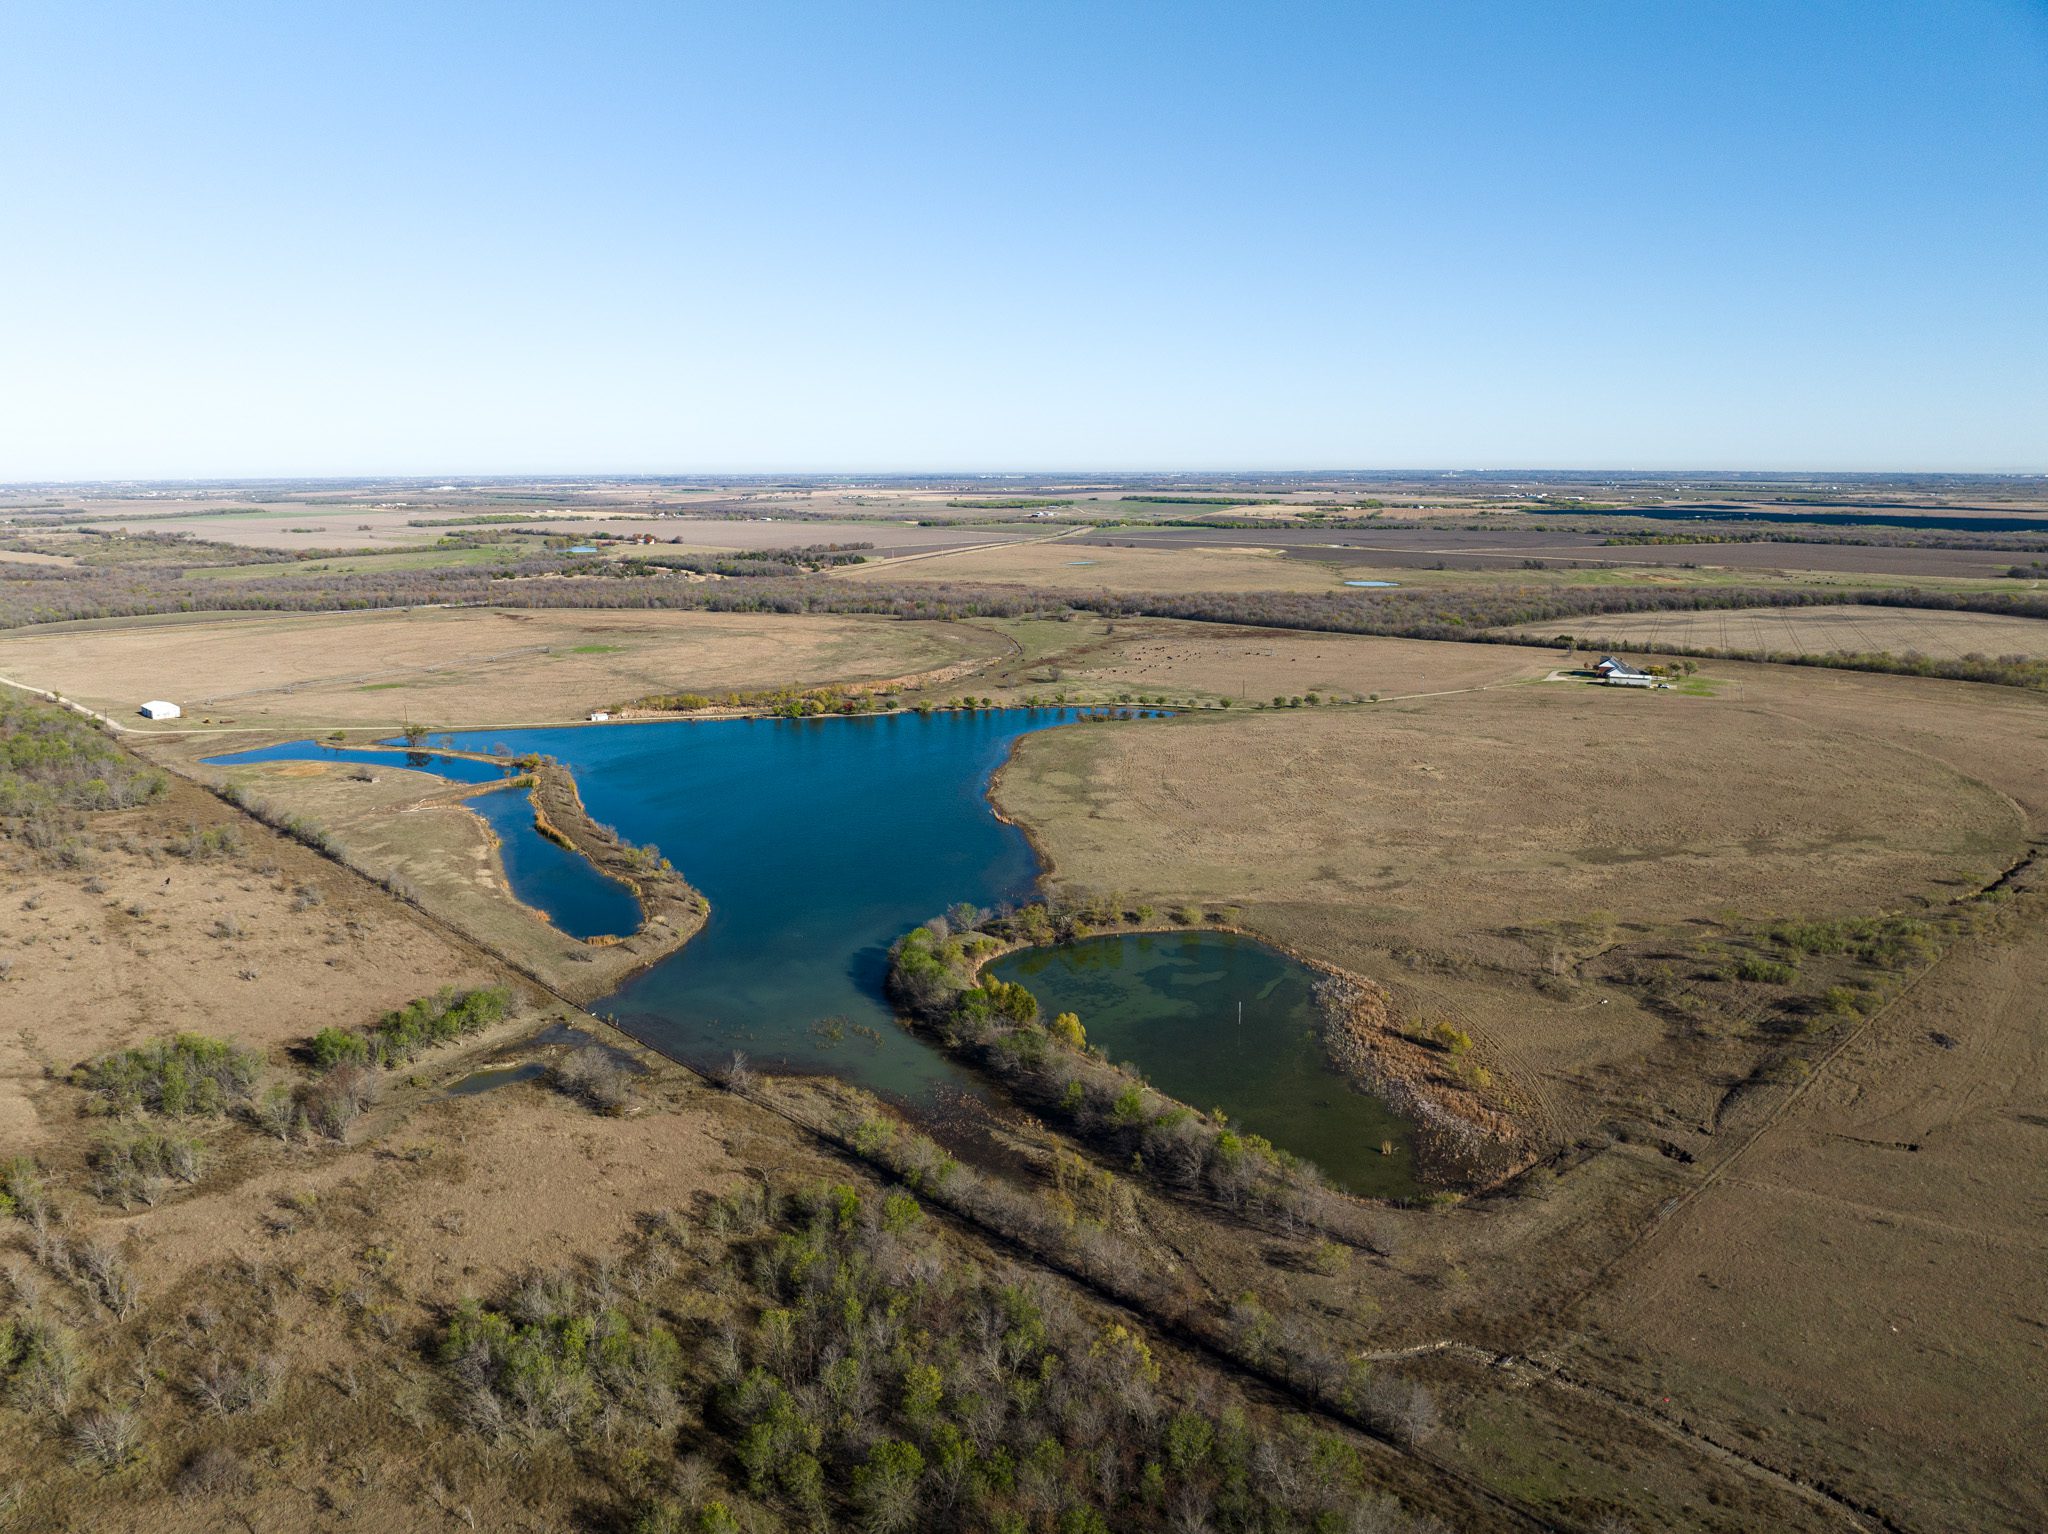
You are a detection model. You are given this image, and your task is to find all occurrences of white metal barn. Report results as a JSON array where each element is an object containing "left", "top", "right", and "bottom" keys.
[{"left": 138, "top": 700, "right": 182, "bottom": 720}]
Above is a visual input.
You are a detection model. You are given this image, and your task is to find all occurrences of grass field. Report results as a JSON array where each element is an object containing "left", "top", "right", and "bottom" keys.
[
  {"left": 10, "top": 586, "right": 2048, "bottom": 1529},
  {"left": 833, "top": 526, "right": 2036, "bottom": 600},
  {"left": 1082, "top": 524, "right": 2046, "bottom": 582},
  {"left": 841, "top": 537, "right": 1359, "bottom": 592},
  {"left": 982, "top": 614, "right": 1547, "bottom": 702},
  {"left": 997, "top": 659, "right": 2022, "bottom": 952},
  {"left": 1575, "top": 887, "right": 2048, "bottom": 1532},
  {"left": 0, "top": 606, "right": 1000, "bottom": 730},
  {"left": 0, "top": 774, "right": 487, "bottom": 1154},
  {"left": 1506, "top": 602, "right": 2048, "bottom": 660},
  {"left": 993, "top": 635, "right": 2048, "bottom": 1529}
]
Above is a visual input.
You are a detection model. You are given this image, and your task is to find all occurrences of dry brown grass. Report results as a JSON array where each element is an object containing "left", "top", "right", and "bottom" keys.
[
  {"left": 998, "top": 673, "right": 2022, "bottom": 950},
  {"left": 0, "top": 606, "right": 995, "bottom": 731},
  {"left": 1506, "top": 602, "right": 2048, "bottom": 660},
  {"left": 1575, "top": 891, "right": 2048, "bottom": 1533},
  {"left": 838, "top": 537, "right": 1354, "bottom": 593},
  {"left": 1032, "top": 619, "right": 1549, "bottom": 701},
  {"left": 0, "top": 776, "right": 488, "bottom": 1155},
  {"left": 203, "top": 759, "right": 671, "bottom": 1002}
]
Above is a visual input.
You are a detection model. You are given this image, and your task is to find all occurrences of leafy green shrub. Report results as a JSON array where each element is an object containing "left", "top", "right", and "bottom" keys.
[
  {"left": 309, "top": 1026, "right": 369, "bottom": 1069},
  {"left": 1732, "top": 955, "right": 1797, "bottom": 984},
  {"left": 1424, "top": 1022, "right": 1472, "bottom": 1056},
  {"left": 0, "top": 1156, "right": 54, "bottom": 1227},
  {"left": 307, "top": 985, "right": 513, "bottom": 1070},
  {"left": 439, "top": 1285, "right": 684, "bottom": 1440},
  {"left": 77, "top": 1034, "right": 260, "bottom": 1119},
  {"left": 4, "top": 1312, "right": 84, "bottom": 1415},
  {"left": 1770, "top": 915, "right": 1938, "bottom": 970},
  {"left": 1821, "top": 984, "right": 1867, "bottom": 1017}
]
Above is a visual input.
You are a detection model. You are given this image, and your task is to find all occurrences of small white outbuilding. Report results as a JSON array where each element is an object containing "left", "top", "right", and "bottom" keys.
[{"left": 138, "top": 700, "right": 182, "bottom": 720}]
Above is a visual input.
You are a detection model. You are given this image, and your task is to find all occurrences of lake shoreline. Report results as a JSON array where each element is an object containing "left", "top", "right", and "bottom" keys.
[
  {"left": 519, "top": 758, "right": 709, "bottom": 999},
  {"left": 192, "top": 737, "right": 708, "bottom": 1005}
]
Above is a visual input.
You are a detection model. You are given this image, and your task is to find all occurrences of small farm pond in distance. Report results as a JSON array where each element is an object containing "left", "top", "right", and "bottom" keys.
[
  {"left": 989, "top": 932, "right": 1418, "bottom": 1198},
  {"left": 444, "top": 1061, "right": 548, "bottom": 1096}
]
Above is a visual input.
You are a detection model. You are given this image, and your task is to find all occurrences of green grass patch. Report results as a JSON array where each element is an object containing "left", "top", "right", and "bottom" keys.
[{"left": 1460, "top": 1400, "right": 1629, "bottom": 1509}]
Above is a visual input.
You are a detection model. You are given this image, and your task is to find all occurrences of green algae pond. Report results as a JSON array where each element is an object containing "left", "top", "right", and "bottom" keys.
[{"left": 989, "top": 931, "right": 1418, "bottom": 1198}]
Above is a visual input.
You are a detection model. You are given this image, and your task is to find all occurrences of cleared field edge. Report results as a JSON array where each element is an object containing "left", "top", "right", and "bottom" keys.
[
  {"left": 1501, "top": 602, "right": 2048, "bottom": 661},
  {"left": 0, "top": 605, "right": 1007, "bottom": 729}
]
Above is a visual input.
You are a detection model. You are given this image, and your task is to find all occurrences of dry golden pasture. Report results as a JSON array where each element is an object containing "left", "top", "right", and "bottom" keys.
[
  {"left": 0, "top": 606, "right": 997, "bottom": 731},
  {"left": 996, "top": 644, "right": 2048, "bottom": 1531},
  {"left": 1576, "top": 888, "right": 2048, "bottom": 1534},
  {"left": 1507, "top": 602, "right": 2048, "bottom": 660},
  {"left": 998, "top": 673, "right": 2022, "bottom": 949},
  {"left": 0, "top": 777, "right": 487, "bottom": 1157},
  {"left": 840, "top": 537, "right": 1353, "bottom": 593},
  {"left": 1029, "top": 620, "right": 1547, "bottom": 701}
]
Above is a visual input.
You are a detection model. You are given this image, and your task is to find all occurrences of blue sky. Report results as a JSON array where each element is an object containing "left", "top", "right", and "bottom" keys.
[{"left": 2, "top": 1, "right": 2043, "bottom": 477}]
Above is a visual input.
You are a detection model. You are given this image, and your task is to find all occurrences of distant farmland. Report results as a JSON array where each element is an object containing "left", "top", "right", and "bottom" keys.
[{"left": 1505, "top": 602, "right": 2048, "bottom": 661}]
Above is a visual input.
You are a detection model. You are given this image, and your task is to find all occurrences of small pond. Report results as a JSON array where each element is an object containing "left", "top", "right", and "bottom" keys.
[
  {"left": 988, "top": 931, "right": 1417, "bottom": 1198},
  {"left": 445, "top": 1061, "right": 549, "bottom": 1096},
  {"left": 1343, "top": 579, "right": 1400, "bottom": 588}
]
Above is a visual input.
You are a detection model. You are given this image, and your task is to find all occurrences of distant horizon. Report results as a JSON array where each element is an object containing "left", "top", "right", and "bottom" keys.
[{"left": 6, "top": 464, "right": 2048, "bottom": 490}]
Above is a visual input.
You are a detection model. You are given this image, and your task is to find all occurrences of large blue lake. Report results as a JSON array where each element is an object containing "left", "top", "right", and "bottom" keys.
[
  {"left": 209, "top": 710, "right": 1420, "bottom": 1185},
  {"left": 431, "top": 711, "right": 1076, "bottom": 1101}
]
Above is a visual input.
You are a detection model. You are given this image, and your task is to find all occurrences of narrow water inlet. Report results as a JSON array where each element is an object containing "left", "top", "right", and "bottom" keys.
[{"left": 444, "top": 1061, "right": 548, "bottom": 1096}]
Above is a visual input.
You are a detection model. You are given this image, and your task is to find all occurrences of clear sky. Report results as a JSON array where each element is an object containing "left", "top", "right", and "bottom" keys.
[{"left": 2, "top": 0, "right": 2043, "bottom": 478}]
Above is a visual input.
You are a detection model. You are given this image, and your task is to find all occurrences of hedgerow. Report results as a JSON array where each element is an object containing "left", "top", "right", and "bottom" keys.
[{"left": 309, "top": 985, "right": 512, "bottom": 1070}]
